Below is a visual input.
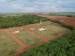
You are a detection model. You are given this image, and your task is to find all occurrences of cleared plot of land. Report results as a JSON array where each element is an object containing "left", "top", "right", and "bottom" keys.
[
  {"left": 0, "top": 31, "right": 20, "bottom": 56},
  {"left": 7, "top": 21, "right": 69, "bottom": 47},
  {"left": 16, "top": 31, "right": 42, "bottom": 45},
  {"left": 24, "top": 21, "right": 69, "bottom": 40},
  {"left": 37, "top": 15, "right": 75, "bottom": 27},
  {"left": 0, "top": 21, "right": 69, "bottom": 56}
]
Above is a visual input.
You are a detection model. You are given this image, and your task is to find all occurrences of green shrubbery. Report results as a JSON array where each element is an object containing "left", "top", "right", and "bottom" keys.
[
  {"left": 0, "top": 15, "right": 48, "bottom": 28},
  {"left": 21, "top": 29, "right": 75, "bottom": 56}
]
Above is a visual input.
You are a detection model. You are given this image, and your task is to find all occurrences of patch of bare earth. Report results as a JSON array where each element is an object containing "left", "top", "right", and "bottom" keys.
[
  {"left": 0, "top": 21, "right": 69, "bottom": 56},
  {"left": 37, "top": 15, "right": 75, "bottom": 27},
  {"left": 0, "top": 29, "right": 30, "bottom": 56}
]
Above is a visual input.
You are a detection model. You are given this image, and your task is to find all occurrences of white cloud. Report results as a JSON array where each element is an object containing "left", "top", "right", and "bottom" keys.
[{"left": 0, "top": 0, "right": 75, "bottom": 12}]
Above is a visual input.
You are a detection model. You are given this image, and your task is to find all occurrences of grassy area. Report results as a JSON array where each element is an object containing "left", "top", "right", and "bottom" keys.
[
  {"left": 21, "top": 28, "right": 75, "bottom": 56},
  {"left": 33, "top": 21, "right": 68, "bottom": 38},
  {"left": 0, "top": 15, "right": 48, "bottom": 28},
  {"left": 14, "top": 21, "right": 67, "bottom": 45},
  {"left": 17, "top": 31, "right": 42, "bottom": 45},
  {"left": 0, "top": 31, "right": 20, "bottom": 56}
]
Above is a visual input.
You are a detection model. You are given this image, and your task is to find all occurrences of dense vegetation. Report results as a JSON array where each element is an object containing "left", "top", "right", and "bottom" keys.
[
  {"left": 21, "top": 28, "right": 75, "bottom": 56},
  {"left": 0, "top": 15, "right": 48, "bottom": 28}
]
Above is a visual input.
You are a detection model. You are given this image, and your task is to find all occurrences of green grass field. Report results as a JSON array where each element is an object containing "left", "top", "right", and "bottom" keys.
[{"left": 0, "top": 31, "right": 20, "bottom": 56}]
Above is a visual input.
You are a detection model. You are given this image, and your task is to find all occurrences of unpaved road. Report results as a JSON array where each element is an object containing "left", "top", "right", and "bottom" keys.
[{"left": 37, "top": 15, "right": 75, "bottom": 27}]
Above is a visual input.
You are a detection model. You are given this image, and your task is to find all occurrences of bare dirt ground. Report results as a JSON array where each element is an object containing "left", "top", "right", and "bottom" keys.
[
  {"left": 2, "top": 15, "right": 74, "bottom": 56},
  {"left": 24, "top": 25, "right": 65, "bottom": 43},
  {"left": 0, "top": 21, "right": 68, "bottom": 56},
  {"left": 0, "top": 29, "right": 31, "bottom": 56},
  {"left": 37, "top": 15, "right": 75, "bottom": 27}
]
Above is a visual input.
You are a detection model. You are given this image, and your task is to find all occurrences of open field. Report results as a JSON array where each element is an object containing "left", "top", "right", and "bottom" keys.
[
  {"left": 37, "top": 15, "right": 75, "bottom": 27},
  {"left": 0, "top": 21, "right": 69, "bottom": 56},
  {"left": 24, "top": 21, "right": 69, "bottom": 41},
  {"left": 21, "top": 15, "right": 75, "bottom": 56},
  {"left": 0, "top": 31, "right": 20, "bottom": 56},
  {"left": 22, "top": 29, "right": 75, "bottom": 56},
  {"left": 13, "top": 21, "right": 68, "bottom": 45},
  {"left": 0, "top": 14, "right": 75, "bottom": 56}
]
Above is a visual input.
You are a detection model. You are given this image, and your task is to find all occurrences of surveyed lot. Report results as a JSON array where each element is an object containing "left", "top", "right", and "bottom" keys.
[
  {"left": 24, "top": 21, "right": 69, "bottom": 42},
  {"left": 0, "top": 21, "right": 69, "bottom": 56}
]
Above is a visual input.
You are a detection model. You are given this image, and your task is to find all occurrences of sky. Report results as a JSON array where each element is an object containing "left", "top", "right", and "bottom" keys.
[{"left": 0, "top": 0, "right": 75, "bottom": 13}]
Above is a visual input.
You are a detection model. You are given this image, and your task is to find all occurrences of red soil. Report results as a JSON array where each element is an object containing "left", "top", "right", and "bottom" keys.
[
  {"left": 0, "top": 18, "right": 67, "bottom": 56},
  {"left": 0, "top": 29, "right": 30, "bottom": 56},
  {"left": 37, "top": 15, "right": 75, "bottom": 27},
  {"left": 25, "top": 26, "right": 65, "bottom": 43}
]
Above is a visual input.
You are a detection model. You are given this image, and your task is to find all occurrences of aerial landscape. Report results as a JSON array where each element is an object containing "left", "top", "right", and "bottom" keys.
[{"left": 0, "top": 0, "right": 75, "bottom": 56}]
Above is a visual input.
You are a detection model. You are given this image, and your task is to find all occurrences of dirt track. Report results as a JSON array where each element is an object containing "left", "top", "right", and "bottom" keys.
[{"left": 37, "top": 15, "right": 75, "bottom": 27}]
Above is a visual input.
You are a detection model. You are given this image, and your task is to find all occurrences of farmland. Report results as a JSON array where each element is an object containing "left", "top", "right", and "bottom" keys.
[{"left": 0, "top": 14, "right": 75, "bottom": 56}]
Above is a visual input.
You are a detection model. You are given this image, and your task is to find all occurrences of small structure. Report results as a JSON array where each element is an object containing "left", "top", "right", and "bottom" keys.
[
  {"left": 13, "top": 30, "right": 20, "bottom": 34},
  {"left": 38, "top": 28, "right": 46, "bottom": 31}
]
